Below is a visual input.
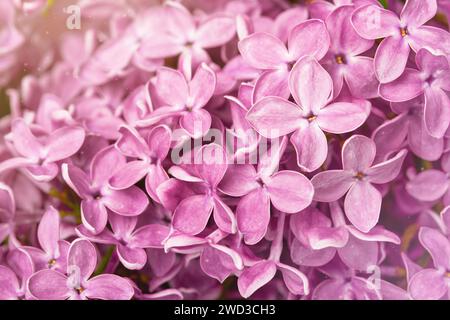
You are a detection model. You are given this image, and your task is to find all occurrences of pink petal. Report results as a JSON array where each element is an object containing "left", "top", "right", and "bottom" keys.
[
  {"left": 0, "top": 266, "right": 20, "bottom": 299},
  {"left": 311, "top": 170, "right": 354, "bottom": 202},
  {"left": 407, "top": 25, "right": 450, "bottom": 56},
  {"left": 81, "top": 199, "right": 108, "bottom": 235},
  {"left": 61, "top": 163, "right": 91, "bottom": 199},
  {"left": 10, "top": 118, "right": 41, "bottom": 160},
  {"left": 252, "top": 69, "right": 290, "bottom": 102},
  {"left": 366, "top": 149, "right": 407, "bottom": 184},
  {"left": 109, "top": 160, "right": 149, "bottom": 190},
  {"left": 409, "top": 269, "right": 447, "bottom": 300},
  {"left": 37, "top": 206, "right": 60, "bottom": 258},
  {"left": 195, "top": 16, "right": 236, "bottom": 48},
  {"left": 288, "top": 19, "right": 330, "bottom": 61},
  {"left": 237, "top": 188, "right": 270, "bottom": 245},
  {"left": 418, "top": 227, "right": 450, "bottom": 269},
  {"left": 194, "top": 143, "right": 228, "bottom": 188},
  {"left": 276, "top": 262, "right": 310, "bottom": 295},
  {"left": 424, "top": 88, "right": 450, "bottom": 138},
  {"left": 406, "top": 169, "right": 449, "bottom": 202},
  {"left": 45, "top": 126, "right": 85, "bottom": 163},
  {"left": 219, "top": 164, "right": 259, "bottom": 197},
  {"left": 213, "top": 198, "right": 237, "bottom": 234},
  {"left": 148, "top": 125, "right": 171, "bottom": 160},
  {"left": 345, "top": 56, "right": 379, "bottom": 99},
  {"left": 115, "top": 126, "right": 150, "bottom": 159},
  {"left": 90, "top": 146, "right": 126, "bottom": 188},
  {"left": 351, "top": 5, "right": 400, "bottom": 39},
  {"left": 374, "top": 36, "right": 410, "bottom": 83},
  {"left": 266, "top": 170, "right": 314, "bottom": 214},
  {"left": 145, "top": 164, "right": 169, "bottom": 202},
  {"left": 344, "top": 181, "right": 382, "bottom": 232},
  {"left": 172, "top": 195, "right": 214, "bottom": 235},
  {"left": 290, "top": 122, "right": 328, "bottom": 172},
  {"left": 68, "top": 239, "right": 97, "bottom": 281},
  {"left": 379, "top": 68, "right": 424, "bottom": 102},
  {"left": 102, "top": 187, "right": 149, "bottom": 216},
  {"left": 28, "top": 269, "right": 70, "bottom": 300},
  {"left": 246, "top": 96, "right": 302, "bottom": 139},
  {"left": 317, "top": 102, "right": 369, "bottom": 134},
  {"left": 238, "top": 32, "right": 289, "bottom": 69},
  {"left": 130, "top": 224, "right": 169, "bottom": 249},
  {"left": 237, "top": 260, "right": 277, "bottom": 298},
  {"left": 342, "top": 134, "right": 376, "bottom": 172},
  {"left": 290, "top": 239, "right": 336, "bottom": 267},
  {"left": 85, "top": 274, "right": 134, "bottom": 300},
  {"left": 326, "top": 5, "right": 373, "bottom": 55},
  {"left": 408, "top": 115, "right": 444, "bottom": 161},
  {"left": 400, "top": 0, "right": 437, "bottom": 28},
  {"left": 179, "top": 109, "right": 212, "bottom": 139},
  {"left": 289, "top": 56, "right": 333, "bottom": 113},
  {"left": 155, "top": 67, "right": 188, "bottom": 108},
  {"left": 116, "top": 245, "right": 147, "bottom": 270},
  {"left": 189, "top": 63, "right": 216, "bottom": 109},
  {"left": 338, "top": 235, "right": 379, "bottom": 271}
]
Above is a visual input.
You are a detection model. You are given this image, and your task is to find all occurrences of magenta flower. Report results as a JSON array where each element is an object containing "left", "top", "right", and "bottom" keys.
[
  {"left": 22, "top": 206, "right": 69, "bottom": 272},
  {"left": 238, "top": 19, "right": 330, "bottom": 102},
  {"left": 109, "top": 125, "right": 171, "bottom": 203},
  {"left": 373, "top": 96, "right": 443, "bottom": 161},
  {"left": 5, "top": 119, "right": 85, "bottom": 181},
  {"left": 220, "top": 137, "right": 314, "bottom": 244},
  {"left": 169, "top": 144, "right": 237, "bottom": 235},
  {"left": 322, "top": 5, "right": 378, "bottom": 99},
  {"left": 246, "top": 56, "right": 370, "bottom": 172},
  {"left": 352, "top": 0, "right": 450, "bottom": 83},
  {"left": 140, "top": 63, "right": 216, "bottom": 139},
  {"left": 28, "top": 239, "right": 134, "bottom": 300},
  {"left": 312, "top": 135, "right": 407, "bottom": 232},
  {"left": 379, "top": 48, "right": 450, "bottom": 138},
  {"left": 408, "top": 227, "right": 450, "bottom": 299},
  {"left": 62, "top": 146, "right": 149, "bottom": 234},
  {"left": 76, "top": 213, "right": 169, "bottom": 270},
  {"left": 0, "top": 248, "right": 34, "bottom": 300}
]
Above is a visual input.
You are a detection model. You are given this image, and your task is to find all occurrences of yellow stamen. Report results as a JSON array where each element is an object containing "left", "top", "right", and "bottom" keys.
[{"left": 400, "top": 28, "right": 408, "bottom": 37}]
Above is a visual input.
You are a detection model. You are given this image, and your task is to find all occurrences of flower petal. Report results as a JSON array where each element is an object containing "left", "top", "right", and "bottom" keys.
[
  {"left": 84, "top": 274, "right": 134, "bottom": 300},
  {"left": 172, "top": 195, "right": 214, "bottom": 235},
  {"left": 237, "top": 260, "right": 277, "bottom": 298},
  {"left": 28, "top": 269, "right": 70, "bottom": 300},
  {"left": 311, "top": 170, "right": 354, "bottom": 202},
  {"left": 379, "top": 68, "right": 424, "bottom": 102},
  {"left": 317, "top": 102, "right": 369, "bottom": 134},
  {"left": 374, "top": 36, "right": 410, "bottom": 83},
  {"left": 288, "top": 19, "right": 330, "bottom": 61}
]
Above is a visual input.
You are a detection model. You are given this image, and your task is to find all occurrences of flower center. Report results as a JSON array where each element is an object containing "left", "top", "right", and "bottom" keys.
[
  {"left": 354, "top": 172, "right": 366, "bottom": 180},
  {"left": 48, "top": 259, "right": 56, "bottom": 267},
  {"left": 400, "top": 27, "right": 408, "bottom": 37},
  {"left": 335, "top": 54, "right": 346, "bottom": 65},
  {"left": 76, "top": 286, "right": 85, "bottom": 294},
  {"left": 307, "top": 115, "right": 317, "bottom": 122}
]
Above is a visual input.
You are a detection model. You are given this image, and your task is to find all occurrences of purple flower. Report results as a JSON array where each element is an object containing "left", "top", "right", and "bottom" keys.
[
  {"left": 62, "top": 146, "right": 149, "bottom": 234},
  {"left": 379, "top": 48, "right": 450, "bottom": 138},
  {"left": 352, "top": 0, "right": 450, "bottom": 83},
  {"left": 246, "top": 56, "right": 370, "bottom": 172},
  {"left": 76, "top": 213, "right": 169, "bottom": 270},
  {"left": 312, "top": 135, "right": 407, "bottom": 232},
  {"left": 0, "top": 248, "right": 34, "bottom": 300},
  {"left": 238, "top": 19, "right": 330, "bottom": 102},
  {"left": 28, "top": 239, "right": 134, "bottom": 300}
]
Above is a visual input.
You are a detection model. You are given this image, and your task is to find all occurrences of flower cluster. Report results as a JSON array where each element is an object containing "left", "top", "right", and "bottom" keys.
[{"left": 0, "top": 0, "right": 450, "bottom": 300}]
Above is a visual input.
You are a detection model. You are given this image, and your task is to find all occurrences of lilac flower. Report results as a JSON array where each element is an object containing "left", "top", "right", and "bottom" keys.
[
  {"left": 220, "top": 137, "right": 314, "bottom": 244},
  {"left": 139, "top": 63, "right": 216, "bottom": 139},
  {"left": 312, "top": 135, "right": 407, "bottom": 232},
  {"left": 4, "top": 119, "right": 85, "bottom": 181},
  {"left": 238, "top": 19, "right": 330, "bottom": 102},
  {"left": 138, "top": 1, "right": 235, "bottom": 77},
  {"left": 352, "top": 0, "right": 450, "bottom": 83},
  {"left": 76, "top": 213, "right": 169, "bottom": 270},
  {"left": 169, "top": 143, "right": 237, "bottom": 235},
  {"left": 408, "top": 227, "right": 450, "bottom": 299},
  {"left": 246, "top": 56, "right": 370, "bottom": 172},
  {"left": 379, "top": 48, "right": 450, "bottom": 138},
  {"left": 22, "top": 206, "right": 69, "bottom": 272},
  {"left": 322, "top": 5, "right": 378, "bottom": 99},
  {"left": 28, "top": 239, "right": 134, "bottom": 300},
  {"left": 373, "top": 96, "right": 443, "bottom": 161},
  {"left": 109, "top": 125, "right": 171, "bottom": 203},
  {"left": 406, "top": 154, "right": 450, "bottom": 205},
  {"left": 62, "top": 146, "right": 149, "bottom": 234},
  {"left": 0, "top": 248, "right": 34, "bottom": 300}
]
